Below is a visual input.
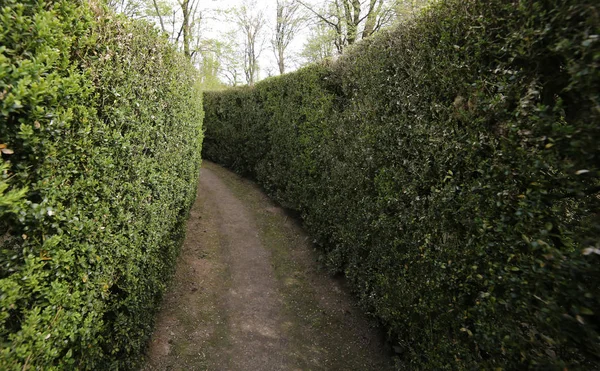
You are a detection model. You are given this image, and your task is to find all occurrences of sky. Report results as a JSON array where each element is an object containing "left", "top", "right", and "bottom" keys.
[{"left": 199, "top": 0, "right": 311, "bottom": 80}]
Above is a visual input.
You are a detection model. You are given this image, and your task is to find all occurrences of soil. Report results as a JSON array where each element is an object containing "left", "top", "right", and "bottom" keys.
[{"left": 143, "top": 161, "right": 395, "bottom": 371}]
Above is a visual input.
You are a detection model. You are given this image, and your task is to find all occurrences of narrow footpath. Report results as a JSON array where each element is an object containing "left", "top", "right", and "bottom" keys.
[{"left": 143, "top": 161, "right": 394, "bottom": 371}]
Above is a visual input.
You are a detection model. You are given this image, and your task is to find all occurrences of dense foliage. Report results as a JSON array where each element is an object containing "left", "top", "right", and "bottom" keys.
[
  {"left": 0, "top": 0, "right": 203, "bottom": 368},
  {"left": 203, "top": 0, "right": 600, "bottom": 368}
]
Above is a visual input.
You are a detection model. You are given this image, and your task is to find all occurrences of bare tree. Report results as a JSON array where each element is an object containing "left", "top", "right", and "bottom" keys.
[
  {"left": 109, "top": 0, "right": 205, "bottom": 61},
  {"left": 106, "top": 0, "right": 147, "bottom": 17},
  {"left": 362, "top": 0, "right": 385, "bottom": 38},
  {"left": 298, "top": 1, "right": 344, "bottom": 54},
  {"left": 297, "top": 0, "right": 395, "bottom": 54},
  {"left": 177, "top": 0, "right": 202, "bottom": 59},
  {"left": 214, "top": 31, "right": 244, "bottom": 86},
  {"left": 300, "top": 21, "right": 335, "bottom": 64},
  {"left": 234, "top": 2, "right": 266, "bottom": 85},
  {"left": 272, "top": 0, "right": 305, "bottom": 75}
]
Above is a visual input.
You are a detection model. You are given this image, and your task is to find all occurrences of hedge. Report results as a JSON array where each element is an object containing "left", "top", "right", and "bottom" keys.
[
  {"left": 202, "top": 0, "right": 599, "bottom": 368},
  {"left": 0, "top": 1, "right": 203, "bottom": 369}
]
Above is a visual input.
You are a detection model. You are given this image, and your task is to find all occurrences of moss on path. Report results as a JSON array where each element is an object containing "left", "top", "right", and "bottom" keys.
[{"left": 143, "top": 161, "right": 394, "bottom": 370}]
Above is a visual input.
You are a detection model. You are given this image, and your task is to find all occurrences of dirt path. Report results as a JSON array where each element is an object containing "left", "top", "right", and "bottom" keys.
[{"left": 144, "top": 161, "right": 394, "bottom": 371}]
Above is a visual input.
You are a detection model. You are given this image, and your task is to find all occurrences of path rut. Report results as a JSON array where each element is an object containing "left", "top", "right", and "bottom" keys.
[{"left": 144, "top": 161, "right": 394, "bottom": 371}]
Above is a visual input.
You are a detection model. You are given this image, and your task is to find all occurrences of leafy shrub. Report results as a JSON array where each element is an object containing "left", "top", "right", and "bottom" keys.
[
  {"left": 0, "top": 0, "right": 203, "bottom": 368},
  {"left": 203, "top": 0, "right": 599, "bottom": 368}
]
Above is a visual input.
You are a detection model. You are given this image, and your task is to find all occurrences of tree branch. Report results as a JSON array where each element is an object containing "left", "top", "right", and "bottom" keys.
[
  {"left": 152, "top": 0, "right": 166, "bottom": 33},
  {"left": 296, "top": 0, "right": 338, "bottom": 28}
]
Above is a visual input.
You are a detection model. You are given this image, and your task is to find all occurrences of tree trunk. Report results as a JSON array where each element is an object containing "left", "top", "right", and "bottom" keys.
[
  {"left": 362, "top": 0, "right": 380, "bottom": 39},
  {"left": 182, "top": 0, "right": 191, "bottom": 59},
  {"left": 276, "top": 2, "right": 285, "bottom": 74},
  {"left": 278, "top": 49, "right": 285, "bottom": 74},
  {"left": 152, "top": 0, "right": 166, "bottom": 33}
]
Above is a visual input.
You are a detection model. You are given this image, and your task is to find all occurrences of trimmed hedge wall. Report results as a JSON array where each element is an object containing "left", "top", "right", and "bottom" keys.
[
  {"left": 203, "top": 0, "right": 599, "bottom": 368},
  {"left": 0, "top": 1, "right": 203, "bottom": 369}
]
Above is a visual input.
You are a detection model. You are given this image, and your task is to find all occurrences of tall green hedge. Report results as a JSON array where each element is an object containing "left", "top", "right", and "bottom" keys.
[
  {"left": 203, "top": 0, "right": 599, "bottom": 368},
  {"left": 0, "top": 1, "right": 203, "bottom": 368}
]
